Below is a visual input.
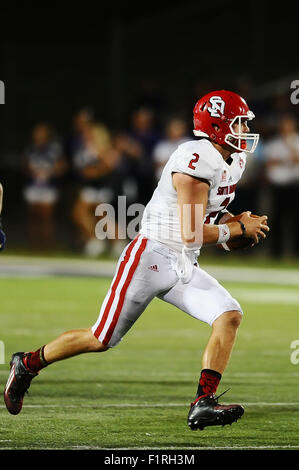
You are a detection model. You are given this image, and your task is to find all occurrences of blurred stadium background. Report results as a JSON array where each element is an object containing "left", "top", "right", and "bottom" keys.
[
  {"left": 1, "top": 2, "right": 299, "bottom": 452},
  {"left": 0, "top": 2, "right": 299, "bottom": 263}
]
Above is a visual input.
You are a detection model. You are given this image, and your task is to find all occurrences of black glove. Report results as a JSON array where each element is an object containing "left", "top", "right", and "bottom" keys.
[{"left": 0, "top": 217, "right": 6, "bottom": 251}]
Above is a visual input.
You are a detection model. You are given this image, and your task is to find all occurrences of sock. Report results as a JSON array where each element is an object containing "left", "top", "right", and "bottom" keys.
[
  {"left": 23, "top": 346, "right": 49, "bottom": 373},
  {"left": 196, "top": 368, "right": 222, "bottom": 398}
]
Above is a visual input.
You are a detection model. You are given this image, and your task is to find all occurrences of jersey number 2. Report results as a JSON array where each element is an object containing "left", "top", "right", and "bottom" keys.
[
  {"left": 188, "top": 153, "right": 199, "bottom": 170},
  {"left": 204, "top": 197, "right": 231, "bottom": 224}
]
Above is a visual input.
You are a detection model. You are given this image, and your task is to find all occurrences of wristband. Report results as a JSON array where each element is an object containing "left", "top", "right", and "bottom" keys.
[
  {"left": 237, "top": 220, "right": 246, "bottom": 237},
  {"left": 217, "top": 224, "right": 230, "bottom": 244}
]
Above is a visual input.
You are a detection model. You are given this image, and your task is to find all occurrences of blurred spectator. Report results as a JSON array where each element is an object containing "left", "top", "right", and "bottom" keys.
[
  {"left": 131, "top": 78, "right": 167, "bottom": 126},
  {"left": 114, "top": 131, "right": 143, "bottom": 203},
  {"left": 153, "top": 116, "right": 190, "bottom": 180},
  {"left": 71, "top": 123, "right": 126, "bottom": 257},
  {"left": 128, "top": 106, "right": 161, "bottom": 205},
  {"left": 263, "top": 114, "right": 299, "bottom": 258},
  {"left": 23, "top": 123, "right": 66, "bottom": 248},
  {"left": 65, "top": 108, "right": 94, "bottom": 162}
]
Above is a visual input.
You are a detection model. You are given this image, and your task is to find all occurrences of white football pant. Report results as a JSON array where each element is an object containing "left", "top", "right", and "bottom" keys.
[{"left": 92, "top": 235, "right": 243, "bottom": 347}]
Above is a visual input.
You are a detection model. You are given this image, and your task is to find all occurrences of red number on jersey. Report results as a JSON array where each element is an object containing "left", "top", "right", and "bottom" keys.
[
  {"left": 188, "top": 153, "right": 199, "bottom": 170},
  {"left": 204, "top": 197, "right": 231, "bottom": 224}
]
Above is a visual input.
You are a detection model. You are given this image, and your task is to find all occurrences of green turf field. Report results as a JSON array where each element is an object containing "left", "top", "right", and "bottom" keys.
[{"left": 0, "top": 274, "right": 299, "bottom": 450}]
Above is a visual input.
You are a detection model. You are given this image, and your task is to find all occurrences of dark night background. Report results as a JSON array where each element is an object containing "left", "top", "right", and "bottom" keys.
[
  {"left": 0, "top": 1, "right": 298, "bottom": 254},
  {"left": 1, "top": 2, "right": 297, "bottom": 154}
]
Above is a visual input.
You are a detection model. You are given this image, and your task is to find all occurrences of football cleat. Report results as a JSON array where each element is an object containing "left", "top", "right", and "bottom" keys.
[
  {"left": 3, "top": 352, "right": 38, "bottom": 415},
  {"left": 187, "top": 389, "right": 244, "bottom": 431}
]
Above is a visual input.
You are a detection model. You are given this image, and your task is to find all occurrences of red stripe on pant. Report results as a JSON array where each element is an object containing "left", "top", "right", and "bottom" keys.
[
  {"left": 93, "top": 235, "right": 147, "bottom": 344},
  {"left": 93, "top": 235, "right": 140, "bottom": 341},
  {"left": 102, "top": 236, "right": 148, "bottom": 345}
]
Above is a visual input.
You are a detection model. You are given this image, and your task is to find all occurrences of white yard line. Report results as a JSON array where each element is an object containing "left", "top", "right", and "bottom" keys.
[
  {"left": 70, "top": 445, "right": 299, "bottom": 450},
  {"left": 0, "top": 444, "right": 298, "bottom": 450},
  {"left": 205, "top": 266, "right": 299, "bottom": 286},
  {"left": 229, "top": 288, "right": 299, "bottom": 304},
  {"left": 0, "top": 255, "right": 115, "bottom": 278},
  {"left": 0, "top": 255, "right": 299, "bottom": 285},
  {"left": 0, "top": 440, "right": 298, "bottom": 450},
  {"left": 0, "top": 402, "right": 299, "bottom": 409},
  {"left": 2, "top": 370, "right": 299, "bottom": 378}
]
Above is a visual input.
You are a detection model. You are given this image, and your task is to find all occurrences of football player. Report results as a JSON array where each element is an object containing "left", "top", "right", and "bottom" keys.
[
  {"left": 4, "top": 90, "right": 269, "bottom": 430},
  {"left": 0, "top": 182, "right": 6, "bottom": 251}
]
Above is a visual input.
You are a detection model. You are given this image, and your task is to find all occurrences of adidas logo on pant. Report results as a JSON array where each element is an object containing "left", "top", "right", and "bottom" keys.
[{"left": 148, "top": 265, "right": 159, "bottom": 272}]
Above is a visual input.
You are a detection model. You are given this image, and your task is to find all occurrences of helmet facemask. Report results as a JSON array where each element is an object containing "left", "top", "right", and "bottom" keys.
[{"left": 224, "top": 112, "right": 259, "bottom": 153}]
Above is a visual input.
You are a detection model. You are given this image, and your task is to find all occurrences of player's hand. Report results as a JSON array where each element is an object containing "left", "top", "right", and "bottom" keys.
[
  {"left": 239, "top": 211, "right": 270, "bottom": 244},
  {"left": 0, "top": 227, "right": 6, "bottom": 251}
]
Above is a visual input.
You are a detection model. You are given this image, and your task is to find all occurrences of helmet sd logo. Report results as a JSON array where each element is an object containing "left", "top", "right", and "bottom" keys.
[{"left": 207, "top": 96, "right": 225, "bottom": 117}]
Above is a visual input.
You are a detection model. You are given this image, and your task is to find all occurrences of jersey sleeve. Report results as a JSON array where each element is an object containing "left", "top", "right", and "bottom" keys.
[{"left": 171, "top": 141, "right": 221, "bottom": 186}]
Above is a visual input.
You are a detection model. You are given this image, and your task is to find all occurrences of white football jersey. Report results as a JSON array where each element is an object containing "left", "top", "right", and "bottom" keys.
[{"left": 140, "top": 138, "right": 247, "bottom": 252}]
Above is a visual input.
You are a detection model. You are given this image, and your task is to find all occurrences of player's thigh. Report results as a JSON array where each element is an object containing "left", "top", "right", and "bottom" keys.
[
  {"left": 159, "top": 265, "right": 243, "bottom": 326},
  {"left": 92, "top": 235, "right": 177, "bottom": 347},
  {"left": 96, "top": 295, "right": 153, "bottom": 348}
]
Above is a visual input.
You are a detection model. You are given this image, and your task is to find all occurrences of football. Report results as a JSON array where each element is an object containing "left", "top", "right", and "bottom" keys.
[{"left": 220, "top": 214, "right": 263, "bottom": 251}]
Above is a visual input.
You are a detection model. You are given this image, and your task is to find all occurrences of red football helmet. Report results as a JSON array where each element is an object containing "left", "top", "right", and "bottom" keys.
[{"left": 193, "top": 90, "right": 259, "bottom": 153}]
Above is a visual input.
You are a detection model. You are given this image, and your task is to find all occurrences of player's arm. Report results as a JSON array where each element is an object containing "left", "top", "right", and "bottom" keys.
[
  {"left": 173, "top": 173, "right": 242, "bottom": 246},
  {"left": 216, "top": 211, "right": 234, "bottom": 224},
  {"left": 173, "top": 173, "right": 269, "bottom": 246}
]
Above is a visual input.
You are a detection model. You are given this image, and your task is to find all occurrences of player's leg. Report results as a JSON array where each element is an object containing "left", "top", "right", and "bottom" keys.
[
  {"left": 72, "top": 194, "right": 96, "bottom": 242},
  {"left": 91, "top": 237, "right": 178, "bottom": 347},
  {"left": 159, "top": 265, "right": 244, "bottom": 430},
  {"left": 201, "top": 310, "right": 242, "bottom": 375},
  {"left": 44, "top": 231, "right": 158, "bottom": 362},
  {"left": 160, "top": 266, "right": 243, "bottom": 375},
  {"left": 3, "top": 333, "right": 108, "bottom": 417},
  {"left": 3, "top": 235, "right": 146, "bottom": 415},
  {"left": 4, "top": 235, "right": 175, "bottom": 415},
  {"left": 188, "top": 310, "right": 244, "bottom": 430},
  {"left": 43, "top": 328, "right": 108, "bottom": 363}
]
